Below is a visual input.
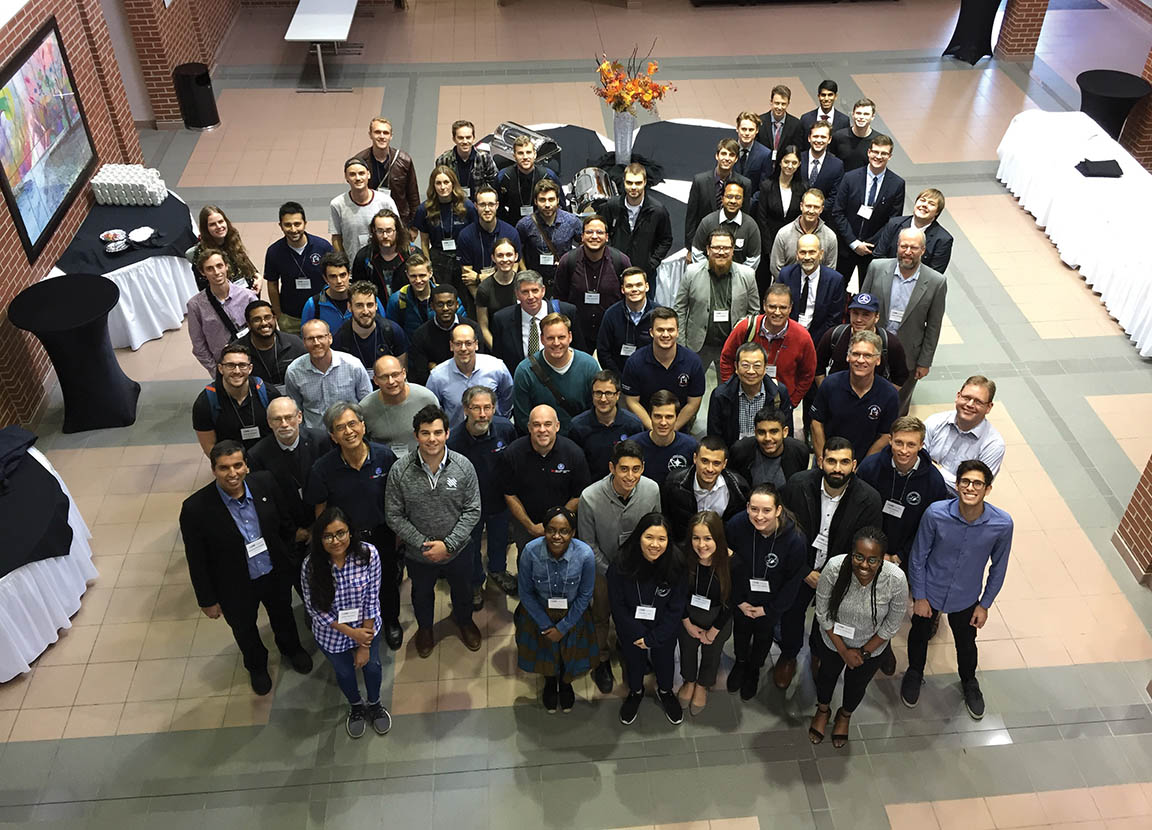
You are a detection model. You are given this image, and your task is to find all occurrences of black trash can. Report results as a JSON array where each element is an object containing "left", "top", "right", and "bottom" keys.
[{"left": 172, "top": 62, "right": 220, "bottom": 131}]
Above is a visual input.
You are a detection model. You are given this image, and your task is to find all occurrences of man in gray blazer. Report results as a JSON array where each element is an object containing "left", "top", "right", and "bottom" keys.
[
  {"left": 673, "top": 227, "right": 759, "bottom": 378},
  {"left": 860, "top": 227, "right": 947, "bottom": 413}
]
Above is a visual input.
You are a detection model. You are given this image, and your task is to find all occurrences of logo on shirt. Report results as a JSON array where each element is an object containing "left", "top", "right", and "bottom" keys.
[
  {"left": 620, "top": 434, "right": 628, "bottom": 441},
  {"left": 308, "top": 253, "right": 322, "bottom": 266},
  {"left": 907, "top": 491, "right": 921, "bottom": 505},
  {"left": 557, "top": 462, "right": 566, "bottom": 471},
  {"left": 766, "top": 553, "right": 779, "bottom": 569},
  {"left": 445, "top": 476, "right": 458, "bottom": 490},
  {"left": 668, "top": 455, "right": 688, "bottom": 470},
  {"left": 495, "top": 441, "right": 505, "bottom": 449},
  {"left": 677, "top": 373, "right": 690, "bottom": 387},
  {"left": 371, "top": 467, "right": 384, "bottom": 478},
  {"left": 655, "top": 584, "right": 671, "bottom": 598},
  {"left": 867, "top": 405, "right": 881, "bottom": 420}
]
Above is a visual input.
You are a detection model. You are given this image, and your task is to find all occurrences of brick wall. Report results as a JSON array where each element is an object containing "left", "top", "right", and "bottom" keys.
[
  {"left": 995, "top": 0, "right": 1051, "bottom": 58},
  {"left": 1109, "top": 0, "right": 1152, "bottom": 25},
  {"left": 1119, "top": 48, "right": 1152, "bottom": 171},
  {"left": 1114, "top": 452, "right": 1152, "bottom": 585},
  {"left": 0, "top": 0, "right": 142, "bottom": 427}
]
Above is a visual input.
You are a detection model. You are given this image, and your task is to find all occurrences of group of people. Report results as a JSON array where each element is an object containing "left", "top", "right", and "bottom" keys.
[{"left": 178, "top": 78, "right": 1012, "bottom": 741}]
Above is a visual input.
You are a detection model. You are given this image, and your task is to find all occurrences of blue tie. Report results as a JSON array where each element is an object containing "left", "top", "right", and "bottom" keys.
[{"left": 867, "top": 175, "right": 879, "bottom": 207}]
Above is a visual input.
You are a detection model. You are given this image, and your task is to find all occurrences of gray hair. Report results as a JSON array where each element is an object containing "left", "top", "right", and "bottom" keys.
[
  {"left": 461, "top": 385, "right": 496, "bottom": 409},
  {"left": 897, "top": 227, "right": 926, "bottom": 249},
  {"left": 323, "top": 401, "right": 364, "bottom": 432},
  {"left": 514, "top": 270, "right": 545, "bottom": 291},
  {"left": 849, "top": 330, "right": 883, "bottom": 354}
]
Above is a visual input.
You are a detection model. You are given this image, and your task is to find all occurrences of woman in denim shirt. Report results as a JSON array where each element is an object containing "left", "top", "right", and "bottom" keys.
[{"left": 515, "top": 506, "right": 598, "bottom": 713}]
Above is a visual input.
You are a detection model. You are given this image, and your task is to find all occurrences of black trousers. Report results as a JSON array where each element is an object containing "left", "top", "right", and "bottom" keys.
[
  {"left": 620, "top": 638, "right": 676, "bottom": 693},
  {"left": 732, "top": 607, "right": 780, "bottom": 670},
  {"left": 221, "top": 570, "right": 302, "bottom": 671},
  {"left": 778, "top": 582, "right": 817, "bottom": 660},
  {"left": 366, "top": 526, "right": 400, "bottom": 625},
  {"left": 812, "top": 635, "right": 884, "bottom": 712},
  {"left": 837, "top": 244, "right": 873, "bottom": 291},
  {"left": 407, "top": 545, "right": 474, "bottom": 630},
  {"left": 906, "top": 601, "right": 980, "bottom": 682}
]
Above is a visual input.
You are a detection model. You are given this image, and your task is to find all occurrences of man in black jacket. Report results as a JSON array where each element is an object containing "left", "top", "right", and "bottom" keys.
[
  {"left": 729, "top": 406, "right": 810, "bottom": 487},
  {"left": 685, "top": 139, "right": 751, "bottom": 250},
  {"left": 488, "top": 271, "right": 584, "bottom": 375},
  {"left": 179, "top": 440, "right": 313, "bottom": 695},
  {"left": 661, "top": 436, "right": 751, "bottom": 540},
  {"left": 777, "top": 436, "right": 882, "bottom": 689},
  {"left": 706, "top": 342, "right": 790, "bottom": 448},
  {"left": 600, "top": 164, "right": 673, "bottom": 292}
]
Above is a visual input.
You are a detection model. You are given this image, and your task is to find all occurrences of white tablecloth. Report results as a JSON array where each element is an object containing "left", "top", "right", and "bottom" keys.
[
  {"left": 996, "top": 110, "right": 1152, "bottom": 356},
  {"left": 0, "top": 448, "right": 98, "bottom": 682}
]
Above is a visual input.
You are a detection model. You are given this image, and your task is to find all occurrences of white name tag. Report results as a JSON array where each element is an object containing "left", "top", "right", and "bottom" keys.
[
  {"left": 245, "top": 536, "right": 268, "bottom": 559},
  {"left": 832, "top": 621, "right": 856, "bottom": 639},
  {"left": 888, "top": 308, "right": 904, "bottom": 325},
  {"left": 635, "top": 605, "right": 656, "bottom": 621},
  {"left": 240, "top": 426, "right": 261, "bottom": 441},
  {"left": 295, "top": 277, "right": 312, "bottom": 290},
  {"left": 735, "top": 238, "right": 745, "bottom": 249},
  {"left": 584, "top": 291, "right": 601, "bottom": 304},
  {"left": 461, "top": 187, "right": 471, "bottom": 197},
  {"left": 441, "top": 238, "right": 457, "bottom": 252},
  {"left": 765, "top": 365, "right": 777, "bottom": 378},
  {"left": 520, "top": 205, "right": 533, "bottom": 216},
  {"left": 547, "top": 597, "right": 568, "bottom": 610},
  {"left": 857, "top": 205, "right": 873, "bottom": 220},
  {"left": 749, "top": 578, "right": 771, "bottom": 593},
  {"left": 337, "top": 608, "right": 360, "bottom": 624},
  {"left": 235, "top": 327, "right": 249, "bottom": 340},
  {"left": 813, "top": 531, "right": 829, "bottom": 552},
  {"left": 539, "top": 252, "right": 555, "bottom": 266},
  {"left": 391, "top": 443, "right": 410, "bottom": 458},
  {"left": 883, "top": 499, "right": 905, "bottom": 518},
  {"left": 620, "top": 343, "right": 636, "bottom": 357},
  {"left": 690, "top": 593, "right": 712, "bottom": 610},
  {"left": 771, "top": 150, "right": 778, "bottom": 161},
  {"left": 358, "top": 233, "right": 370, "bottom": 249},
  {"left": 713, "top": 309, "right": 730, "bottom": 323}
]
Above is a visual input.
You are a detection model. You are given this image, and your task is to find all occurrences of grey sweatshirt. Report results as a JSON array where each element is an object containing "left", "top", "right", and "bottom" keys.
[
  {"left": 384, "top": 449, "right": 482, "bottom": 564},
  {"left": 576, "top": 474, "right": 662, "bottom": 575}
]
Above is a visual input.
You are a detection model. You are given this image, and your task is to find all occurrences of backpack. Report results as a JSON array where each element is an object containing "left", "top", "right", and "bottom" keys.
[
  {"left": 203, "top": 378, "right": 270, "bottom": 425},
  {"left": 828, "top": 324, "right": 889, "bottom": 377}
]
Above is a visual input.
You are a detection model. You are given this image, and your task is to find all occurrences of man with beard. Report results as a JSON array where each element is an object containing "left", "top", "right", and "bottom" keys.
[
  {"left": 729, "top": 406, "right": 810, "bottom": 487},
  {"left": 553, "top": 214, "right": 631, "bottom": 348},
  {"left": 332, "top": 282, "right": 409, "bottom": 371},
  {"left": 235, "top": 300, "right": 306, "bottom": 393}
]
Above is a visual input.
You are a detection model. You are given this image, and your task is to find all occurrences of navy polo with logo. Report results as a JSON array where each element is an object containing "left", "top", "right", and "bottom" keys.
[
  {"left": 567, "top": 407, "right": 644, "bottom": 479},
  {"left": 629, "top": 430, "right": 699, "bottom": 487},
  {"left": 501, "top": 435, "right": 591, "bottom": 524},
  {"left": 809, "top": 370, "right": 899, "bottom": 461},
  {"left": 620, "top": 344, "right": 706, "bottom": 410}
]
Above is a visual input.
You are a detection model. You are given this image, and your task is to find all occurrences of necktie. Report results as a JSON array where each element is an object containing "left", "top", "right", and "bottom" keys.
[
  {"left": 867, "top": 175, "right": 879, "bottom": 207},
  {"left": 738, "top": 148, "right": 748, "bottom": 171},
  {"left": 773, "top": 121, "right": 782, "bottom": 149},
  {"left": 820, "top": 113, "right": 829, "bottom": 123},
  {"left": 810, "top": 159, "right": 820, "bottom": 182},
  {"left": 799, "top": 275, "right": 810, "bottom": 314},
  {"left": 528, "top": 315, "right": 540, "bottom": 355},
  {"left": 714, "top": 177, "right": 724, "bottom": 207}
]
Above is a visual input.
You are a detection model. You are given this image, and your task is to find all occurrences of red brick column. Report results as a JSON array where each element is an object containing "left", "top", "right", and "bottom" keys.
[
  {"left": 995, "top": 0, "right": 1051, "bottom": 59},
  {"left": 1119, "top": 48, "right": 1152, "bottom": 171},
  {"left": 1114, "top": 452, "right": 1152, "bottom": 586}
]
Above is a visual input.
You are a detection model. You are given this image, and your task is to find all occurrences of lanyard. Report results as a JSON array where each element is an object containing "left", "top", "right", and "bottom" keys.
[
  {"left": 890, "top": 467, "right": 914, "bottom": 503},
  {"left": 372, "top": 149, "right": 397, "bottom": 186},
  {"left": 636, "top": 581, "right": 653, "bottom": 608},
  {"left": 694, "top": 564, "right": 715, "bottom": 598},
  {"left": 226, "top": 385, "right": 256, "bottom": 429},
  {"left": 251, "top": 336, "right": 280, "bottom": 384},
  {"left": 584, "top": 254, "right": 606, "bottom": 293},
  {"left": 353, "top": 327, "right": 381, "bottom": 367},
  {"left": 518, "top": 170, "right": 534, "bottom": 208},
  {"left": 440, "top": 203, "right": 454, "bottom": 238}
]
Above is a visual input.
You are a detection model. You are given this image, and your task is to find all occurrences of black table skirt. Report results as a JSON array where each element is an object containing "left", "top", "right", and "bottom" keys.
[
  {"left": 54, "top": 193, "right": 198, "bottom": 275},
  {"left": 0, "top": 435, "right": 73, "bottom": 579},
  {"left": 943, "top": 0, "right": 1001, "bottom": 65},
  {"left": 1077, "top": 69, "right": 1152, "bottom": 140}
]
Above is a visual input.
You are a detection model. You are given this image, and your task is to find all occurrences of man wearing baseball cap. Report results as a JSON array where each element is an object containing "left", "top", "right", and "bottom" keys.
[{"left": 813, "top": 292, "right": 909, "bottom": 388}]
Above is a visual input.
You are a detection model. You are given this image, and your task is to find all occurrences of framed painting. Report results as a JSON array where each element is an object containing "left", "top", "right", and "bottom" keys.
[{"left": 0, "top": 18, "right": 97, "bottom": 263}]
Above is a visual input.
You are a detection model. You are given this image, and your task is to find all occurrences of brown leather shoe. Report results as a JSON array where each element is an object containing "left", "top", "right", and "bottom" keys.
[
  {"left": 773, "top": 657, "right": 797, "bottom": 689},
  {"left": 415, "top": 627, "right": 435, "bottom": 658},
  {"left": 459, "top": 619, "right": 482, "bottom": 651}
]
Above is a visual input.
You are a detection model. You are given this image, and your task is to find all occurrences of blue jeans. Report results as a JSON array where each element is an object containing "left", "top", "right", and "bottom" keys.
[
  {"left": 470, "top": 510, "right": 510, "bottom": 586},
  {"left": 320, "top": 632, "right": 382, "bottom": 706}
]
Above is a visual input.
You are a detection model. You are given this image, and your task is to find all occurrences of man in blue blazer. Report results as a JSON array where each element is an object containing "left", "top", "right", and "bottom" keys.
[
  {"left": 735, "top": 111, "right": 773, "bottom": 212},
  {"left": 799, "top": 122, "right": 844, "bottom": 212},
  {"left": 776, "top": 234, "right": 846, "bottom": 350},
  {"left": 872, "top": 187, "right": 954, "bottom": 274},
  {"left": 828, "top": 133, "right": 906, "bottom": 285},
  {"left": 799, "top": 80, "right": 851, "bottom": 141}
]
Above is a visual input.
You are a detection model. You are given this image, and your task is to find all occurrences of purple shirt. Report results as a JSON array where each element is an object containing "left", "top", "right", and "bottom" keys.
[
  {"left": 300, "top": 543, "right": 383, "bottom": 653},
  {"left": 187, "top": 284, "right": 258, "bottom": 374}
]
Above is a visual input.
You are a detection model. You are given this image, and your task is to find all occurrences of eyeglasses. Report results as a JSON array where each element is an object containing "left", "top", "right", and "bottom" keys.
[
  {"left": 848, "top": 351, "right": 878, "bottom": 361},
  {"left": 220, "top": 362, "right": 252, "bottom": 371},
  {"left": 957, "top": 478, "right": 987, "bottom": 491},
  {"left": 957, "top": 394, "right": 990, "bottom": 407},
  {"left": 765, "top": 304, "right": 791, "bottom": 313},
  {"left": 452, "top": 339, "right": 478, "bottom": 348},
  {"left": 331, "top": 420, "right": 362, "bottom": 433},
  {"left": 709, "top": 245, "right": 734, "bottom": 253},
  {"left": 737, "top": 362, "right": 765, "bottom": 371},
  {"left": 592, "top": 389, "right": 619, "bottom": 398},
  {"left": 851, "top": 553, "right": 881, "bottom": 566},
  {"left": 376, "top": 370, "right": 405, "bottom": 382},
  {"left": 322, "top": 529, "right": 350, "bottom": 543}
]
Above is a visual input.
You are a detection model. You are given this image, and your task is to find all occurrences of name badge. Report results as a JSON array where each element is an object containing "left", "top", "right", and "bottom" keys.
[
  {"left": 635, "top": 605, "right": 656, "bottom": 621},
  {"left": 832, "top": 621, "right": 856, "bottom": 638},
  {"left": 771, "top": 150, "right": 778, "bottom": 162},
  {"left": 358, "top": 233, "right": 370, "bottom": 249},
  {"left": 813, "top": 531, "right": 829, "bottom": 552},
  {"left": 235, "top": 327, "right": 249, "bottom": 340},
  {"left": 245, "top": 537, "right": 268, "bottom": 559},
  {"left": 713, "top": 309, "right": 730, "bottom": 323},
  {"left": 295, "top": 277, "right": 312, "bottom": 290},
  {"left": 765, "top": 365, "right": 777, "bottom": 378},
  {"left": 548, "top": 597, "right": 568, "bottom": 610},
  {"left": 749, "top": 578, "right": 771, "bottom": 593},
  {"left": 441, "top": 238, "right": 457, "bottom": 252},
  {"left": 297, "top": 487, "right": 304, "bottom": 500},
  {"left": 240, "top": 426, "right": 261, "bottom": 441},
  {"left": 620, "top": 343, "right": 636, "bottom": 357},
  {"left": 391, "top": 443, "right": 410, "bottom": 458},
  {"left": 520, "top": 205, "right": 533, "bottom": 216},
  {"left": 461, "top": 187, "right": 471, "bottom": 197},
  {"left": 690, "top": 593, "right": 712, "bottom": 610},
  {"left": 735, "top": 238, "right": 745, "bottom": 249},
  {"left": 539, "top": 252, "right": 555, "bottom": 266},
  {"left": 856, "top": 205, "right": 873, "bottom": 220},
  {"left": 584, "top": 291, "right": 601, "bottom": 304},
  {"left": 337, "top": 608, "right": 360, "bottom": 624},
  {"left": 883, "top": 499, "right": 906, "bottom": 518},
  {"left": 888, "top": 308, "right": 905, "bottom": 325}
]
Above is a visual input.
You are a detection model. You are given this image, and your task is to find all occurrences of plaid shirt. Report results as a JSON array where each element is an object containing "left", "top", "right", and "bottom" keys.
[
  {"left": 737, "top": 386, "right": 766, "bottom": 440},
  {"left": 300, "top": 543, "right": 382, "bottom": 653},
  {"left": 284, "top": 350, "right": 372, "bottom": 429}
]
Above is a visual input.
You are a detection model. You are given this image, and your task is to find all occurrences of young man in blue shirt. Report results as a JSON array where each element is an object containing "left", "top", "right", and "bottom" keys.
[
  {"left": 264, "top": 201, "right": 332, "bottom": 334},
  {"left": 629, "top": 389, "right": 698, "bottom": 487}
]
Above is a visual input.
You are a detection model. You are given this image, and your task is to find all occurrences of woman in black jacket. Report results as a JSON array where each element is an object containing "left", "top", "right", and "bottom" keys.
[
  {"left": 676, "top": 510, "right": 733, "bottom": 716},
  {"left": 607, "top": 512, "right": 687, "bottom": 726}
]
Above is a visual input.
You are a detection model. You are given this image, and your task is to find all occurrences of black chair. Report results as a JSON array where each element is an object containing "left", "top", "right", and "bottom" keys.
[{"left": 8, "top": 274, "right": 140, "bottom": 433}]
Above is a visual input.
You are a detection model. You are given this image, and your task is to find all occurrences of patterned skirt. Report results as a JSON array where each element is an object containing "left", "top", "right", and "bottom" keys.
[{"left": 514, "top": 603, "right": 599, "bottom": 684}]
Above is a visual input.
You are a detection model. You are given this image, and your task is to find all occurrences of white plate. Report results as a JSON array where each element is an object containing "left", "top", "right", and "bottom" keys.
[{"left": 128, "top": 226, "right": 155, "bottom": 243}]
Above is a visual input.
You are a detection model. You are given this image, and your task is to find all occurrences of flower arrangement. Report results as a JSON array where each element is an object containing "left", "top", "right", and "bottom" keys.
[{"left": 593, "top": 44, "right": 675, "bottom": 114}]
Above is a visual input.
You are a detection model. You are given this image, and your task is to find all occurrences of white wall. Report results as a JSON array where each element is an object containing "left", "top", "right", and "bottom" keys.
[{"left": 97, "top": 0, "right": 152, "bottom": 122}]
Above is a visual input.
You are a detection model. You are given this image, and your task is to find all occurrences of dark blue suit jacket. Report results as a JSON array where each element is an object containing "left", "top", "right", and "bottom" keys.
[
  {"left": 799, "top": 108, "right": 851, "bottom": 142},
  {"left": 735, "top": 141, "right": 773, "bottom": 211},
  {"left": 489, "top": 300, "right": 586, "bottom": 375},
  {"left": 872, "top": 215, "right": 954, "bottom": 274},
  {"left": 776, "top": 263, "right": 846, "bottom": 348},
  {"left": 799, "top": 150, "right": 844, "bottom": 212},
  {"left": 828, "top": 167, "right": 906, "bottom": 249}
]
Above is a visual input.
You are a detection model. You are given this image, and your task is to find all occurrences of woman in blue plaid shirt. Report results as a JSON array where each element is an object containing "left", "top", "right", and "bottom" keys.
[{"left": 301, "top": 507, "right": 392, "bottom": 739}]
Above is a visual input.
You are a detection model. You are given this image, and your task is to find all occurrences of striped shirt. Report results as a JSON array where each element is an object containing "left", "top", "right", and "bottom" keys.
[
  {"left": 284, "top": 350, "right": 372, "bottom": 429},
  {"left": 300, "top": 543, "right": 382, "bottom": 653}
]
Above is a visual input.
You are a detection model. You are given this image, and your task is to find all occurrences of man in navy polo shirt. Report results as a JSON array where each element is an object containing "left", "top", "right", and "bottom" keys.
[
  {"left": 457, "top": 185, "right": 521, "bottom": 288},
  {"left": 621, "top": 307, "right": 705, "bottom": 432},
  {"left": 568, "top": 369, "right": 643, "bottom": 479},
  {"left": 264, "top": 201, "right": 332, "bottom": 334},
  {"left": 810, "top": 330, "right": 898, "bottom": 461},
  {"left": 629, "top": 390, "right": 699, "bottom": 487}
]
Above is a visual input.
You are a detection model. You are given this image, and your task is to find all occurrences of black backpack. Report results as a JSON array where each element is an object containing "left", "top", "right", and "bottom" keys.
[{"left": 828, "top": 324, "right": 889, "bottom": 378}]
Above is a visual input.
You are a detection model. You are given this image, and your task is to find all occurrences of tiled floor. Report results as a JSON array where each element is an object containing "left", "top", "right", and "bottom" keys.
[{"left": 5, "top": 1, "right": 1152, "bottom": 828}]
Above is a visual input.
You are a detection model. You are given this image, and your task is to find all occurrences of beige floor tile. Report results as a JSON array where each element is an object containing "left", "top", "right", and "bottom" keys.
[
  {"left": 35, "top": 626, "right": 100, "bottom": 667},
  {"left": 437, "top": 676, "right": 488, "bottom": 711},
  {"left": 89, "top": 622, "right": 150, "bottom": 663},
  {"left": 127, "top": 658, "right": 190, "bottom": 702},
  {"left": 180, "top": 654, "right": 241, "bottom": 698},
  {"left": 1090, "top": 784, "right": 1152, "bottom": 819},
  {"left": 887, "top": 802, "right": 941, "bottom": 830},
  {"left": 118, "top": 700, "right": 176, "bottom": 734},
  {"left": 119, "top": 445, "right": 167, "bottom": 466},
  {"left": 23, "top": 664, "right": 87, "bottom": 709},
  {"left": 63, "top": 703, "right": 124, "bottom": 739},
  {"left": 8, "top": 707, "right": 70, "bottom": 741},
  {"left": 77, "top": 661, "right": 137, "bottom": 705},
  {"left": 114, "top": 552, "right": 171, "bottom": 589},
  {"left": 0, "top": 672, "right": 32, "bottom": 710},
  {"left": 1039, "top": 788, "right": 1101, "bottom": 823},
  {"left": 103, "top": 586, "right": 160, "bottom": 624},
  {"left": 190, "top": 617, "right": 242, "bottom": 658},
  {"left": 932, "top": 798, "right": 995, "bottom": 830},
  {"left": 390, "top": 680, "right": 439, "bottom": 715},
  {"left": 140, "top": 619, "right": 198, "bottom": 658},
  {"left": 221, "top": 693, "right": 274, "bottom": 727},
  {"left": 95, "top": 494, "right": 149, "bottom": 525},
  {"left": 169, "top": 696, "right": 229, "bottom": 731},
  {"left": 106, "top": 465, "right": 159, "bottom": 495},
  {"left": 128, "top": 522, "right": 181, "bottom": 555},
  {"left": 160, "top": 444, "right": 205, "bottom": 465},
  {"left": 90, "top": 523, "right": 137, "bottom": 557},
  {"left": 0, "top": 709, "right": 16, "bottom": 742},
  {"left": 90, "top": 554, "right": 126, "bottom": 589},
  {"left": 71, "top": 586, "right": 113, "bottom": 627},
  {"left": 151, "top": 583, "right": 201, "bottom": 621},
  {"left": 142, "top": 492, "right": 189, "bottom": 519},
  {"left": 150, "top": 462, "right": 202, "bottom": 494},
  {"left": 984, "top": 793, "right": 1047, "bottom": 828},
  {"left": 437, "top": 637, "right": 488, "bottom": 679}
]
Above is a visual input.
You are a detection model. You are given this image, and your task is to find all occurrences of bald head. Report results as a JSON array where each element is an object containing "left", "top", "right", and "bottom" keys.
[
  {"left": 896, "top": 227, "right": 926, "bottom": 272},
  {"left": 796, "top": 233, "right": 822, "bottom": 273},
  {"left": 373, "top": 354, "right": 407, "bottom": 399},
  {"left": 527, "top": 405, "right": 560, "bottom": 452},
  {"left": 266, "top": 396, "right": 303, "bottom": 443}
]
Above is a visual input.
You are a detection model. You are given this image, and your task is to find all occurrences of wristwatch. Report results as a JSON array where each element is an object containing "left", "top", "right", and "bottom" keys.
[{"left": 860, "top": 648, "right": 872, "bottom": 660}]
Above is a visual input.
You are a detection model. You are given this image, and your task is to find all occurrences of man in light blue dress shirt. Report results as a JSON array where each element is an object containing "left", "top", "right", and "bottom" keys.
[{"left": 426, "top": 323, "right": 514, "bottom": 428}]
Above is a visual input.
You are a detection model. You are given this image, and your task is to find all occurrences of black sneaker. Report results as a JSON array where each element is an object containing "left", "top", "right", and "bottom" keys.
[
  {"left": 542, "top": 677, "right": 559, "bottom": 713},
  {"left": 739, "top": 665, "right": 760, "bottom": 701},
  {"left": 558, "top": 681, "right": 575, "bottom": 712},
  {"left": 346, "top": 703, "right": 367, "bottom": 738},
  {"left": 879, "top": 647, "right": 897, "bottom": 677},
  {"left": 726, "top": 660, "right": 746, "bottom": 693},
  {"left": 366, "top": 702, "right": 392, "bottom": 735},
  {"left": 962, "top": 678, "right": 985, "bottom": 720},
  {"left": 619, "top": 690, "right": 644, "bottom": 725},
  {"left": 288, "top": 650, "right": 314, "bottom": 675},
  {"left": 593, "top": 660, "right": 615, "bottom": 694},
  {"left": 488, "top": 571, "right": 519, "bottom": 597},
  {"left": 901, "top": 669, "right": 923, "bottom": 708},
  {"left": 657, "top": 689, "right": 684, "bottom": 725},
  {"left": 249, "top": 668, "right": 272, "bottom": 696}
]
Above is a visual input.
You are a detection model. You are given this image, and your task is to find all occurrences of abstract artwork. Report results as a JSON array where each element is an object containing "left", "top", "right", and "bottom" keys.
[{"left": 0, "top": 19, "right": 95, "bottom": 262}]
